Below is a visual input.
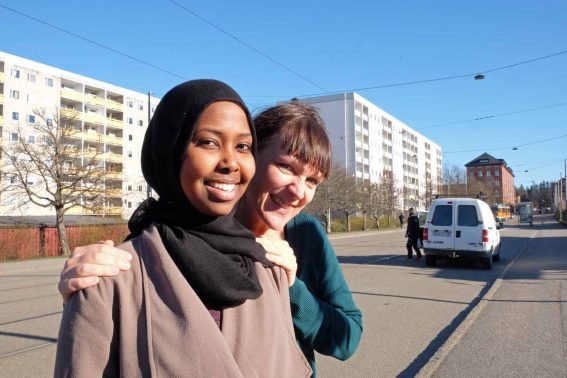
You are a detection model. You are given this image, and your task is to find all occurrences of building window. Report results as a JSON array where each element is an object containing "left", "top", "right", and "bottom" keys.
[
  {"left": 10, "top": 90, "right": 20, "bottom": 99},
  {"left": 27, "top": 114, "right": 36, "bottom": 123},
  {"left": 11, "top": 132, "right": 18, "bottom": 142},
  {"left": 495, "top": 181, "right": 500, "bottom": 186},
  {"left": 28, "top": 135, "right": 35, "bottom": 144},
  {"left": 127, "top": 185, "right": 132, "bottom": 191},
  {"left": 138, "top": 103, "right": 144, "bottom": 111},
  {"left": 128, "top": 134, "right": 133, "bottom": 141},
  {"left": 11, "top": 68, "right": 20, "bottom": 78},
  {"left": 127, "top": 151, "right": 133, "bottom": 158},
  {"left": 138, "top": 120, "right": 143, "bottom": 127},
  {"left": 495, "top": 170, "right": 500, "bottom": 177},
  {"left": 127, "top": 201, "right": 132, "bottom": 209},
  {"left": 478, "top": 171, "right": 483, "bottom": 177},
  {"left": 12, "top": 112, "right": 19, "bottom": 121},
  {"left": 45, "top": 78, "right": 54, "bottom": 87},
  {"left": 138, "top": 185, "right": 143, "bottom": 192},
  {"left": 127, "top": 117, "right": 133, "bottom": 125},
  {"left": 46, "top": 118, "right": 53, "bottom": 126},
  {"left": 27, "top": 73, "right": 37, "bottom": 82},
  {"left": 128, "top": 100, "right": 133, "bottom": 108},
  {"left": 486, "top": 171, "right": 491, "bottom": 176}
]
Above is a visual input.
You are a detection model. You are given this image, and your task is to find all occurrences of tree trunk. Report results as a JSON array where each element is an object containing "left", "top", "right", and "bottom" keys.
[
  {"left": 55, "top": 208, "right": 71, "bottom": 256},
  {"left": 362, "top": 211, "right": 367, "bottom": 230},
  {"left": 326, "top": 207, "right": 332, "bottom": 234},
  {"left": 345, "top": 211, "right": 351, "bottom": 232}
]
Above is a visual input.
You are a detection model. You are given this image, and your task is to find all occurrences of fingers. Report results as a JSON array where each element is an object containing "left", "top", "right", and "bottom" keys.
[
  {"left": 59, "top": 276, "right": 100, "bottom": 303},
  {"left": 256, "top": 238, "right": 294, "bottom": 257},
  {"left": 59, "top": 242, "right": 132, "bottom": 301}
]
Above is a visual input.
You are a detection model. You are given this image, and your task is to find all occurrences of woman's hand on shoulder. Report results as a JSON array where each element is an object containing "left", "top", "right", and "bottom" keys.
[
  {"left": 58, "top": 240, "right": 132, "bottom": 303},
  {"left": 256, "top": 237, "right": 297, "bottom": 287}
]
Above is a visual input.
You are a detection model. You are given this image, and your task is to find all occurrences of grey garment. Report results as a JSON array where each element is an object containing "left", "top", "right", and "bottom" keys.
[{"left": 55, "top": 225, "right": 311, "bottom": 378}]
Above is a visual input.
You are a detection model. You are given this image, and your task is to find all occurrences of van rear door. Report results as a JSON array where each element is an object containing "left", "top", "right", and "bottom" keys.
[
  {"left": 428, "top": 202, "right": 454, "bottom": 250},
  {"left": 454, "top": 203, "right": 483, "bottom": 252}
]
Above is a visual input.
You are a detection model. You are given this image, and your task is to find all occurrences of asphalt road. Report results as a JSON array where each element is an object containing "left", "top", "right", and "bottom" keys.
[{"left": 0, "top": 214, "right": 565, "bottom": 377}]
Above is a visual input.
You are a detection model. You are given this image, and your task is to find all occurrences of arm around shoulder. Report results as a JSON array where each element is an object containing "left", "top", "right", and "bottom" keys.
[{"left": 287, "top": 214, "right": 363, "bottom": 360}]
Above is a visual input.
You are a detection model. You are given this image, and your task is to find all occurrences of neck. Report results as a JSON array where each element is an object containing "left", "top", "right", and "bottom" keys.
[{"left": 235, "top": 198, "right": 270, "bottom": 237}]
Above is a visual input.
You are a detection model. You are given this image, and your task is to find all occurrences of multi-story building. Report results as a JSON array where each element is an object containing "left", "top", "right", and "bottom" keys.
[
  {"left": 465, "top": 152, "right": 515, "bottom": 206},
  {"left": 0, "top": 51, "right": 159, "bottom": 219},
  {"left": 285, "top": 92, "right": 442, "bottom": 211}
]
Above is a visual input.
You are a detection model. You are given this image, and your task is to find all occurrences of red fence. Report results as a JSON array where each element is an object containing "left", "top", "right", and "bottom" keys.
[{"left": 0, "top": 224, "right": 130, "bottom": 261}]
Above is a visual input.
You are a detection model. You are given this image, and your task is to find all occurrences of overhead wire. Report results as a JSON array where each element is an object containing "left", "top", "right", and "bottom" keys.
[
  {"left": 444, "top": 133, "right": 567, "bottom": 154},
  {"left": 167, "top": 0, "right": 326, "bottom": 92}
]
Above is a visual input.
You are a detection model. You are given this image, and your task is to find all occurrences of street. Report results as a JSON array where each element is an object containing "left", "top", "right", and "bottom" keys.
[{"left": 0, "top": 214, "right": 566, "bottom": 377}]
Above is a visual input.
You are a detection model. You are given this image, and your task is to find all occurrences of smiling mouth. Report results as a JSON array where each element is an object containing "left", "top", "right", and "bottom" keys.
[
  {"left": 206, "top": 181, "right": 237, "bottom": 192},
  {"left": 270, "top": 194, "right": 293, "bottom": 209}
]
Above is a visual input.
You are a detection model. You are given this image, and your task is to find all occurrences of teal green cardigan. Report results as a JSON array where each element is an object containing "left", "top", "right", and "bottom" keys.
[{"left": 286, "top": 213, "right": 363, "bottom": 377}]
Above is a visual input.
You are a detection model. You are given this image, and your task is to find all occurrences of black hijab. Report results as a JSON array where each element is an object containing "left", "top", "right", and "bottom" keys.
[{"left": 128, "top": 79, "right": 272, "bottom": 309}]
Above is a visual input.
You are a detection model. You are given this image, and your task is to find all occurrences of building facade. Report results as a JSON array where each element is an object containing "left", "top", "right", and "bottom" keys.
[
  {"left": 465, "top": 152, "right": 515, "bottom": 206},
  {"left": 286, "top": 92, "right": 442, "bottom": 211},
  {"left": 0, "top": 51, "right": 159, "bottom": 219}
]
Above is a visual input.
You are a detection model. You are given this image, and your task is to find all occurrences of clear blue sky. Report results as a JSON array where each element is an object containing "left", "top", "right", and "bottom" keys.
[{"left": 1, "top": 0, "right": 566, "bottom": 187}]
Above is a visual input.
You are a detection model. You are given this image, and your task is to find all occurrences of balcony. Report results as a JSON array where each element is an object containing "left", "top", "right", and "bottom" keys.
[
  {"left": 60, "top": 108, "right": 83, "bottom": 121},
  {"left": 61, "top": 88, "right": 83, "bottom": 102},
  {"left": 85, "top": 93, "right": 105, "bottom": 107},
  {"left": 106, "top": 117, "right": 123, "bottom": 128},
  {"left": 106, "top": 99, "right": 123, "bottom": 111},
  {"left": 104, "top": 134, "right": 123, "bottom": 146},
  {"left": 0, "top": 93, "right": 4, "bottom": 103},
  {"left": 0, "top": 71, "right": 4, "bottom": 82},
  {"left": 104, "top": 170, "right": 124, "bottom": 180}
]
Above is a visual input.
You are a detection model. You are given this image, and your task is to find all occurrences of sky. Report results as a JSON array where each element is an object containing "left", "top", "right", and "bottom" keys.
[{"left": 1, "top": 0, "right": 566, "bottom": 188}]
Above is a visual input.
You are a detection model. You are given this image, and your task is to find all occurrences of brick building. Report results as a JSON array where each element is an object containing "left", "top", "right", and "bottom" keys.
[{"left": 465, "top": 153, "right": 515, "bottom": 206}]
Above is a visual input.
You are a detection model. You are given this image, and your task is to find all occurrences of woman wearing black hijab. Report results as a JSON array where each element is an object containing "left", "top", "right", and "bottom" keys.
[{"left": 54, "top": 80, "right": 311, "bottom": 377}]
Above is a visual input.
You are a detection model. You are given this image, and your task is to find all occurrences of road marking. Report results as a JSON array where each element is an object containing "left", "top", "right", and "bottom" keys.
[
  {"left": 416, "top": 228, "right": 538, "bottom": 377},
  {"left": 0, "top": 342, "right": 56, "bottom": 359}
]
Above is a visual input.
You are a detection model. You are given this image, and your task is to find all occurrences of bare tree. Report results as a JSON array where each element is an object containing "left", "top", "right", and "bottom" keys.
[
  {"left": 368, "top": 170, "right": 402, "bottom": 228},
  {"left": 441, "top": 164, "right": 467, "bottom": 196},
  {"left": 1, "top": 108, "right": 109, "bottom": 255}
]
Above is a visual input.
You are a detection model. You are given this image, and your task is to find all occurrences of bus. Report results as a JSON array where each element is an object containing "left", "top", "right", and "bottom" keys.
[{"left": 490, "top": 204, "right": 511, "bottom": 222}]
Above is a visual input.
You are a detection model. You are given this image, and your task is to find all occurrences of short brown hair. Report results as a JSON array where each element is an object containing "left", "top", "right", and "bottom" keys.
[{"left": 253, "top": 102, "right": 331, "bottom": 179}]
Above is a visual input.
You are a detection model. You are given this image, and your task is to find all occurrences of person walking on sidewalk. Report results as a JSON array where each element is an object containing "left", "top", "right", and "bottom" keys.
[
  {"left": 405, "top": 207, "right": 422, "bottom": 260},
  {"left": 398, "top": 212, "right": 404, "bottom": 228}
]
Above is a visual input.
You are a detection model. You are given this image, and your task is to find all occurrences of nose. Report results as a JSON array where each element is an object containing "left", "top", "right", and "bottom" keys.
[
  {"left": 287, "top": 176, "right": 306, "bottom": 202},
  {"left": 217, "top": 147, "right": 239, "bottom": 173}
]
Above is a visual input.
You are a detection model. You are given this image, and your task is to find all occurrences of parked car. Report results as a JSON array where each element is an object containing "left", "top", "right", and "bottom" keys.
[{"left": 422, "top": 198, "right": 501, "bottom": 269}]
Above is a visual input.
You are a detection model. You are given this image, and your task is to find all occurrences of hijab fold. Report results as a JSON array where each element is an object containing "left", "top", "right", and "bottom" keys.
[{"left": 128, "top": 79, "right": 272, "bottom": 309}]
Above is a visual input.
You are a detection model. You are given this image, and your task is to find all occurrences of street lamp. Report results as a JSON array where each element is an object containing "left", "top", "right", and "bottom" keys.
[{"left": 474, "top": 74, "right": 485, "bottom": 80}]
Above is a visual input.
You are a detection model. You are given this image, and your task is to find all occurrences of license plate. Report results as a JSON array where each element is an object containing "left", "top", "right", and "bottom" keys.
[{"left": 433, "top": 230, "right": 451, "bottom": 237}]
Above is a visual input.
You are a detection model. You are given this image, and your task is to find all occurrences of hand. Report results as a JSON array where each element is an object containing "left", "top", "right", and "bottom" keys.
[
  {"left": 256, "top": 237, "right": 297, "bottom": 287},
  {"left": 58, "top": 240, "right": 132, "bottom": 303}
]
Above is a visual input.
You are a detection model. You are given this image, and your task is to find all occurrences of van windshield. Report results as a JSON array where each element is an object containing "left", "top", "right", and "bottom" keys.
[
  {"left": 458, "top": 205, "right": 479, "bottom": 226},
  {"left": 431, "top": 205, "right": 452, "bottom": 226}
]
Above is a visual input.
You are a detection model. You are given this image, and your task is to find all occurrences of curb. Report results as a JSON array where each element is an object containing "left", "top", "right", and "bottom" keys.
[{"left": 415, "top": 228, "right": 538, "bottom": 377}]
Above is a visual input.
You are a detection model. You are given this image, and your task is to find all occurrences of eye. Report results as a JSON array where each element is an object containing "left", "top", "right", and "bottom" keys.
[
  {"left": 196, "top": 139, "right": 219, "bottom": 148},
  {"left": 306, "top": 177, "right": 320, "bottom": 188},
  {"left": 236, "top": 142, "right": 252, "bottom": 152},
  {"left": 277, "top": 163, "right": 294, "bottom": 174}
]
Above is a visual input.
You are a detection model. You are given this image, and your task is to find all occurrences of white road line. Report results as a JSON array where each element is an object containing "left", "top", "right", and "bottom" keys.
[{"left": 0, "top": 342, "right": 56, "bottom": 359}]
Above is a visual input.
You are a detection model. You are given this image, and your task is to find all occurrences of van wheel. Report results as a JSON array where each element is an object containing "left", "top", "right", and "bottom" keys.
[
  {"left": 425, "top": 255, "right": 436, "bottom": 267},
  {"left": 482, "top": 254, "right": 493, "bottom": 270},
  {"left": 493, "top": 243, "right": 501, "bottom": 262}
]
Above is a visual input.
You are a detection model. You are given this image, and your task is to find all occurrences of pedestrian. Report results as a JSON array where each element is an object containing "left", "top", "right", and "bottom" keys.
[
  {"left": 405, "top": 207, "right": 422, "bottom": 260},
  {"left": 54, "top": 79, "right": 311, "bottom": 377},
  {"left": 57, "top": 101, "right": 362, "bottom": 377},
  {"left": 399, "top": 212, "right": 404, "bottom": 228}
]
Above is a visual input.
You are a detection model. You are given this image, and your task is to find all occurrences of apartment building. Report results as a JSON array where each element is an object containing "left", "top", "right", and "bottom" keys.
[
  {"left": 286, "top": 92, "right": 442, "bottom": 211},
  {"left": 465, "top": 152, "right": 515, "bottom": 206},
  {"left": 0, "top": 51, "right": 159, "bottom": 219}
]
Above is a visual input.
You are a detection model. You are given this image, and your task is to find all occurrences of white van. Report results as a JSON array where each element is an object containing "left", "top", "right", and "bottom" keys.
[{"left": 423, "top": 198, "right": 501, "bottom": 269}]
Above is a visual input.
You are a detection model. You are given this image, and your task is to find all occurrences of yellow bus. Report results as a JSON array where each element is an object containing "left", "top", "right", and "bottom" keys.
[{"left": 490, "top": 204, "right": 511, "bottom": 222}]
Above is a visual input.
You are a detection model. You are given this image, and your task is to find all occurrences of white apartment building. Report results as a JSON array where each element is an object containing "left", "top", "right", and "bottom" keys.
[
  {"left": 290, "top": 92, "right": 442, "bottom": 211},
  {"left": 0, "top": 51, "right": 159, "bottom": 219}
]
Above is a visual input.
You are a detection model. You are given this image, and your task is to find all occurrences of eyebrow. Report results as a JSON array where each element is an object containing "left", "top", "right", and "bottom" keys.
[{"left": 196, "top": 127, "right": 252, "bottom": 139}]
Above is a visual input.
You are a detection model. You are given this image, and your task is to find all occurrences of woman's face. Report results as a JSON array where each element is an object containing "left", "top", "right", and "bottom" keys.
[
  {"left": 243, "top": 136, "right": 323, "bottom": 235},
  {"left": 180, "top": 101, "right": 255, "bottom": 217}
]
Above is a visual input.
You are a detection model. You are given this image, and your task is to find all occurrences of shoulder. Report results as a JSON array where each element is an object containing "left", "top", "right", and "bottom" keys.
[{"left": 287, "top": 213, "right": 325, "bottom": 237}]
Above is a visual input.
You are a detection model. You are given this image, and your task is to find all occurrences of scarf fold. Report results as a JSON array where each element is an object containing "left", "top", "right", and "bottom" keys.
[{"left": 128, "top": 79, "right": 273, "bottom": 310}]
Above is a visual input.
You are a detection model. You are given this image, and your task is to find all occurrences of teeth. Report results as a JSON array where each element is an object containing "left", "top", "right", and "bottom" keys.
[
  {"left": 272, "top": 195, "right": 291, "bottom": 209},
  {"left": 208, "top": 182, "right": 236, "bottom": 191}
]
